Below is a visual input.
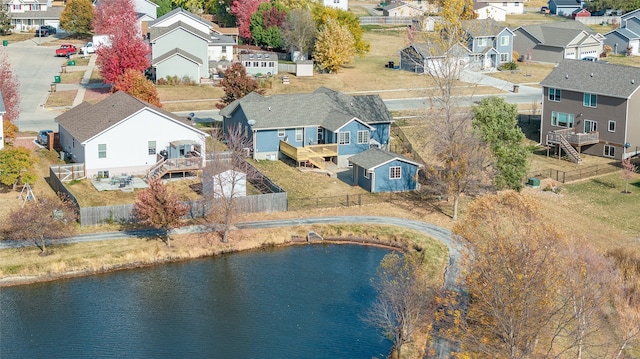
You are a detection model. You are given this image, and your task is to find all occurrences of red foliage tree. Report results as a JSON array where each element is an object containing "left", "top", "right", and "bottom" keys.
[
  {"left": 230, "top": 0, "right": 268, "bottom": 41},
  {"left": 113, "top": 68, "right": 161, "bottom": 107},
  {"left": 93, "top": 0, "right": 138, "bottom": 36},
  {"left": 133, "top": 179, "right": 189, "bottom": 244},
  {"left": 263, "top": 5, "right": 287, "bottom": 27},
  {"left": 0, "top": 49, "right": 21, "bottom": 123},
  {"left": 96, "top": 31, "right": 151, "bottom": 84},
  {"left": 216, "top": 62, "right": 264, "bottom": 109}
]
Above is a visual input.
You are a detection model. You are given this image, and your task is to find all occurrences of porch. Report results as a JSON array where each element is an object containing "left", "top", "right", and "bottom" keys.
[
  {"left": 145, "top": 154, "right": 204, "bottom": 182},
  {"left": 547, "top": 128, "right": 599, "bottom": 147},
  {"left": 279, "top": 141, "right": 338, "bottom": 170}
]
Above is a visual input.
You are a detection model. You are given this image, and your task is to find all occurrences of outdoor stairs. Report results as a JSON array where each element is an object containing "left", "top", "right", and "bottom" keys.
[
  {"left": 559, "top": 135, "right": 583, "bottom": 164},
  {"left": 144, "top": 159, "right": 167, "bottom": 182},
  {"left": 307, "top": 155, "right": 327, "bottom": 170}
]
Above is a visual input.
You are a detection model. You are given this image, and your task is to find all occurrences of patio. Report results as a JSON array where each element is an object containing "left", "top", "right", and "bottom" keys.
[{"left": 90, "top": 176, "right": 150, "bottom": 192}]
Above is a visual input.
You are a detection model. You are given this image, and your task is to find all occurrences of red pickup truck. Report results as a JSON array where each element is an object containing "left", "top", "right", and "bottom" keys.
[{"left": 55, "top": 44, "right": 77, "bottom": 57}]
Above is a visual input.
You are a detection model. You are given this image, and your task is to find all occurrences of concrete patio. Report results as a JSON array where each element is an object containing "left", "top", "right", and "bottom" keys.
[{"left": 90, "top": 177, "right": 149, "bottom": 192}]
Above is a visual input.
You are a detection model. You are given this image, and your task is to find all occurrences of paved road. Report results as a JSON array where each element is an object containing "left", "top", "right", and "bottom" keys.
[
  {"left": 0, "top": 216, "right": 463, "bottom": 289},
  {"left": 6, "top": 35, "right": 67, "bottom": 132}
]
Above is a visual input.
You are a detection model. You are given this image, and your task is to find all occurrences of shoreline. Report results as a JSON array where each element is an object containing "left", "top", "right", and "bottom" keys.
[{"left": 0, "top": 236, "right": 408, "bottom": 288}]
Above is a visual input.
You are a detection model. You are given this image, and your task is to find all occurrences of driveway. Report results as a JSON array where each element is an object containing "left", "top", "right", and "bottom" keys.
[{"left": 6, "top": 35, "right": 67, "bottom": 132}]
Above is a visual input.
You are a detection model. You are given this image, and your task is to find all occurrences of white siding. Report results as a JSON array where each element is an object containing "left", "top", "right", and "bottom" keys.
[{"left": 151, "top": 13, "right": 210, "bottom": 33}]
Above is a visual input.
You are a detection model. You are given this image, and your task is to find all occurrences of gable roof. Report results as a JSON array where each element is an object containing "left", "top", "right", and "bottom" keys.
[
  {"left": 152, "top": 48, "right": 203, "bottom": 65},
  {"left": 462, "top": 19, "right": 507, "bottom": 37},
  {"left": 348, "top": 148, "right": 421, "bottom": 170},
  {"left": 149, "top": 7, "right": 213, "bottom": 28},
  {"left": 550, "top": 0, "right": 581, "bottom": 6},
  {"left": 540, "top": 59, "right": 640, "bottom": 99},
  {"left": 149, "top": 20, "right": 211, "bottom": 42},
  {"left": 219, "top": 87, "right": 393, "bottom": 131},
  {"left": 515, "top": 22, "right": 601, "bottom": 47},
  {"left": 56, "top": 91, "right": 206, "bottom": 143},
  {"left": 605, "top": 27, "right": 640, "bottom": 41}
]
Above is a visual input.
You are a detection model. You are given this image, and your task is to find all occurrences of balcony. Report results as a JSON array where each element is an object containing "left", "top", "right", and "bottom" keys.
[
  {"left": 547, "top": 128, "right": 599, "bottom": 146},
  {"left": 279, "top": 141, "right": 338, "bottom": 169}
]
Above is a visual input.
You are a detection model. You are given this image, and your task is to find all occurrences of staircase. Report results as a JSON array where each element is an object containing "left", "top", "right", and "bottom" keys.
[
  {"left": 559, "top": 135, "right": 583, "bottom": 164},
  {"left": 144, "top": 158, "right": 167, "bottom": 182},
  {"left": 307, "top": 155, "right": 327, "bottom": 170}
]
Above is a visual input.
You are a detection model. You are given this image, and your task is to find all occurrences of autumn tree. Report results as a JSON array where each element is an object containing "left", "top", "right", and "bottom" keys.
[
  {"left": 0, "top": 147, "right": 37, "bottom": 190},
  {"left": 230, "top": 0, "right": 268, "bottom": 42},
  {"left": 250, "top": 1, "right": 288, "bottom": 49},
  {"left": 3, "top": 119, "right": 18, "bottom": 146},
  {"left": 283, "top": 8, "right": 316, "bottom": 60},
  {"left": 0, "top": 49, "right": 21, "bottom": 125},
  {"left": 59, "top": 0, "right": 94, "bottom": 36},
  {"left": 606, "top": 248, "right": 640, "bottom": 358},
  {"left": 473, "top": 96, "right": 529, "bottom": 191},
  {"left": 133, "top": 179, "right": 190, "bottom": 245},
  {"left": 0, "top": 6, "right": 11, "bottom": 35},
  {"left": 93, "top": 0, "right": 138, "bottom": 35},
  {"left": 173, "top": 0, "right": 204, "bottom": 12},
  {"left": 3, "top": 197, "right": 77, "bottom": 253},
  {"left": 313, "top": 18, "right": 355, "bottom": 73},
  {"left": 153, "top": 0, "right": 173, "bottom": 17},
  {"left": 312, "top": 4, "right": 369, "bottom": 56},
  {"left": 113, "top": 68, "right": 161, "bottom": 107},
  {"left": 436, "top": 0, "right": 476, "bottom": 20},
  {"left": 206, "top": 0, "right": 236, "bottom": 27},
  {"left": 216, "top": 63, "right": 264, "bottom": 109},
  {"left": 366, "top": 252, "right": 431, "bottom": 359},
  {"left": 621, "top": 158, "right": 637, "bottom": 194}
]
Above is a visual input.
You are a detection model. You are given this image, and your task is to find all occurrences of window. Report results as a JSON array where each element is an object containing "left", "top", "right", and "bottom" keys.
[
  {"left": 583, "top": 93, "right": 597, "bottom": 107},
  {"left": 389, "top": 166, "right": 402, "bottom": 179},
  {"left": 357, "top": 130, "right": 370, "bottom": 144},
  {"left": 363, "top": 170, "right": 369, "bottom": 179},
  {"left": 477, "top": 38, "right": 487, "bottom": 47},
  {"left": 502, "top": 2, "right": 507, "bottom": 6},
  {"left": 338, "top": 131, "right": 350, "bottom": 145},
  {"left": 548, "top": 88, "right": 561, "bottom": 101},
  {"left": 268, "top": 61, "right": 274, "bottom": 67},
  {"left": 244, "top": 61, "right": 251, "bottom": 67},
  {"left": 608, "top": 120, "right": 616, "bottom": 132},
  {"left": 253, "top": 61, "right": 259, "bottom": 67},
  {"left": 551, "top": 111, "right": 574, "bottom": 128},
  {"left": 295, "top": 128, "right": 303, "bottom": 142},
  {"left": 260, "top": 62, "right": 267, "bottom": 67},
  {"left": 97, "top": 170, "right": 109, "bottom": 179},
  {"left": 584, "top": 120, "right": 597, "bottom": 133},
  {"left": 277, "top": 129, "right": 285, "bottom": 137},
  {"left": 604, "top": 145, "right": 615, "bottom": 157},
  {"left": 148, "top": 141, "right": 156, "bottom": 155},
  {"left": 98, "top": 144, "right": 107, "bottom": 158},
  {"left": 500, "top": 36, "right": 509, "bottom": 46},
  {"left": 515, "top": 1, "right": 520, "bottom": 6},
  {"left": 500, "top": 53, "right": 508, "bottom": 62}
]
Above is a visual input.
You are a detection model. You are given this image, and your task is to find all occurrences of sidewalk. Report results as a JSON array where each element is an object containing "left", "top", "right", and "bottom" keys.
[
  {"left": 460, "top": 69, "right": 540, "bottom": 95},
  {"left": 72, "top": 54, "right": 109, "bottom": 106}
]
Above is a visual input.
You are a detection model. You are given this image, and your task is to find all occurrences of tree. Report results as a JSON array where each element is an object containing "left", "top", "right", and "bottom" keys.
[
  {"left": 366, "top": 252, "right": 431, "bottom": 359},
  {"left": 206, "top": 0, "right": 236, "bottom": 27},
  {"left": 113, "top": 68, "right": 162, "bottom": 107},
  {"left": 621, "top": 158, "right": 637, "bottom": 194},
  {"left": 152, "top": 0, "right": 173, "bottom": 17},
  {"left": 0, "top": 6, "right": 11, "bottom": 35},
  {"left": 312, "top": 4, "right": 369, "bottom": 56},
  {"left": 230, "top": 0, "right": 269, "bottom": 41},
  {"left": 250, "top": 1, "right": 288, "bottom": 49},
  {"left": 436, "top": 0, "right": 476, "bottom": 20},
  {"left": 606, "top": 248, "right": 640, "bottom": 358},
  {"left": 283, "top": 8, "right": 316, "bottom": 60},
  {"left": 313, "top": 18, "right": 355, "bottom": 73},
  {"left": 0, "top": 49, "right": 21, "bottom": 124},
  {"left": 3, "top": 119, "right": 18, "bottom": 146},
  {"left": 93, "top": 0, "right": 138, "bottom": 35},
  {"left": 3, "top": 197, "right": 77, "bottom": 253},
  {"left": 473, "top": 96, "right": 529, "bottom": 191},
  {"left": 173, "top": 0, "right": 205, "bottom": 13},
  {"left": 0, "top": 147, "right": 37, "bottom": 190},
  {"left": 59, "top": 0, "right": 94, "bottom": 36},
  {"left": 96, "top": 31, "right": 151, "bottom": 84},
  {"left": 215, "top": 63, "right": 264, "bottom": 109},
  {"left": 133, "top": 179, "right": 190, "bottom": 245}
]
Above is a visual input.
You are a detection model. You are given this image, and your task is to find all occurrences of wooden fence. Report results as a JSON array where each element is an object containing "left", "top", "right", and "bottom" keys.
[{"left": 359, "top": 16, "right": 413, "bottom": 25}]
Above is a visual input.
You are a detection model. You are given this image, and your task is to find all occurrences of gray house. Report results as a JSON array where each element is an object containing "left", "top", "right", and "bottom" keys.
[
  {"left": 604, "top": 11, "right": 640, "bottom": 55},
  {"left": 513, "top": 22, "right": 603, "bottom": 63},
  {"left": 540, "top": 60, "right": 640, "bottom": 161},
  {"left": 239, "top": 51, "right": 279, "bottom": 77},
  {"left": 548, "top": 0, "right": 582, "bottom": 17}
]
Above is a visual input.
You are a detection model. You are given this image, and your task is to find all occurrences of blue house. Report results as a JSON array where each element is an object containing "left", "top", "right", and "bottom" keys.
[
  {"left": 348, "top": 148, "right": 422, "bottom": 193},
  {"left": 548, "top": 0, "right": 582, "bottom": 17},
  {"left": 219, "top": 87, "right": 393, "bottom": 168},
  {"left": 463, "top": 19, "right": 515, "bottom": 70}
]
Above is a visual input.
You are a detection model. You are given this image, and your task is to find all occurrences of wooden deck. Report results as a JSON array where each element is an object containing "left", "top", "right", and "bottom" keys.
[
  {"left": 279, "top": 141, "right": 338, "bottom": 169},
  {"left": 547, "top": 128, "right": 599, "bottom": 146}
]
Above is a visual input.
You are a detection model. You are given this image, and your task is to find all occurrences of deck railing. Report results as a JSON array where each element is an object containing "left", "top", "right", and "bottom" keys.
[
  {"left": 279, "top": 141, "right": 338, "bottom": 162},
  {"left": 547, "top": 129, "right": 599, "bottom": 146}
]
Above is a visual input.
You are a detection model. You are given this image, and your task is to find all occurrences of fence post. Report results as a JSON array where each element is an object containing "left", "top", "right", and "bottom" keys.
[
  {"left": 346, "top": 195, "right": 349, "bottom": 206},
  {"left": 563, "top": 171, "right": 566, "bottom": 183},
  {"left": 358, "top": 194, "right": 361, "bottom": 206},
  {"left": 549, "top": 168, "right": 552, "bottom": 179},
  {"left": 316, "top": 197, "right": 319, "bottom": 208}
]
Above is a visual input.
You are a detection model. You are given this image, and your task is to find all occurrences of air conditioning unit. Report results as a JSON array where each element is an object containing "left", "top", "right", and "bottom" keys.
[{"left": 242, "top": 147, "right": 251, "bottom": 157}]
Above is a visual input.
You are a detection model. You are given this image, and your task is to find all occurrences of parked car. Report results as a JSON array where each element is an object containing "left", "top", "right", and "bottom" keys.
[
  {"left": 582, "top": 56, "right": 598, "bottom": 62},
  {"left": 37, "top": 130, "right": 53, "bottom": 146},
  {"left": 80, "top": 42, "right": 96, "bottom": 55},
  {"left": 40, "top": 25, "right": 56, "bottom": 35},
  {"left": 540, "top": 6, "right": 550, "bottom": 14},
  {"left": 35, "top": 28, "right": 49, "bottom": 37},
  {"left": 55, "top": 44, "right": 77, "bottom": 57}
]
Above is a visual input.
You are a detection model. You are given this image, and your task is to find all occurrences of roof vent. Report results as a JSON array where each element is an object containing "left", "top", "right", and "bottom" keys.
[
  {"left": 590, "top": 73, "right": 593, "bottom": 77},
  {"left": 268, "top": 106, "right": 271, "bottom": 111},
  {"left": 565, "top": 74, "right": 569, "bottom": 79},
  {"left": 257, "top": 54, "right": 262, "bottom": 59},
  {"left": 249, "top": 54, "right": 254, "bottom": 59},
  {"left": 633, "top": 79, "right": 636, "bottom": 84},
  {"left": 265, "top": 54, "right": 270, "bottom": 59},
  {"left": 248, "top": 119, "right": 256, "bottom": 125}
]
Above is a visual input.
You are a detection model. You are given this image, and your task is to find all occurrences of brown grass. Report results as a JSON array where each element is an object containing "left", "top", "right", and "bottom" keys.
[
  {"left": 59, "top": 70, "right": 84, "bottom": 84},
  {"left": 0, "top": 32, "right": 38, "bottom": 43},
  {"left": 46, "top": 90, "right": 76, "bottom": 107},
  {"left": 89, "top": 68, "right": 103, "bottom": 83},
  {"left": 488, "top": 62, "right": 556, "bottom": 84},
  {"left": 83, "top": 87, "right": 111, "bottom": 103}
]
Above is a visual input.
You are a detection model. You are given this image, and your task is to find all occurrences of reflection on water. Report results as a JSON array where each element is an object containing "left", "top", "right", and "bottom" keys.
[{"left": 0, "top": 244, "right": 391, "bottom": 358}]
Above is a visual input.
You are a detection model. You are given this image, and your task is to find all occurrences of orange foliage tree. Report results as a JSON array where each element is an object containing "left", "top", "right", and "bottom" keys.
[
  {"left": 113, "top": 68, "right": 161, "bottom": 107},
  {"left": 133, "top": 179, "right": 189, "bottom": 245}
]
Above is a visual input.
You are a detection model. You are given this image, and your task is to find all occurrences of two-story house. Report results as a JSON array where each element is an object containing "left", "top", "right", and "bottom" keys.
[
  {"left": 220, "top": 87, "right": 394, "bottom": 168},
  {"left": 399, "top": 19, "right": 514, "bottom": 74},
  {"left": 3, "top": 0, "right": 63, "bottom": 32},
  {"left": 540, "top": 60, "right": 640, "bottom": 162},
  {"left": 474, "top": 0, "right": 525, "bottom": 16},
  {"left": 604, "top": 10, "right": 640, "bottom": 55},
  {"left": 513, "top": 21, "right": 603, "bottom": 63}
]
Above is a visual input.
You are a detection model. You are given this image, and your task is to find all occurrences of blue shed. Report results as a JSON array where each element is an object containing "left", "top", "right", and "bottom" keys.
[{"left": 348, "top": 148, "right": 422, "bottom": 193}]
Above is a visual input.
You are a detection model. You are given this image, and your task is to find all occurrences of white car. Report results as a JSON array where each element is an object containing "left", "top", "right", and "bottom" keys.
[{"left": 80, "top": 42, "right": 96, "bottom": 55}]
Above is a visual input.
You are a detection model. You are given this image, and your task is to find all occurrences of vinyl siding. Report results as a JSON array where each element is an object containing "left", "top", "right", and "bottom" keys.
[{"left": 371, "top": 159, "right": 418, "bottom": 192}]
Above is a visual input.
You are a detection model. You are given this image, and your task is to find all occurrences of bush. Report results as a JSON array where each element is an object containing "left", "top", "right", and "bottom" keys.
[{"left": 499, "top": 61, "right": 518, "bottom": 71}]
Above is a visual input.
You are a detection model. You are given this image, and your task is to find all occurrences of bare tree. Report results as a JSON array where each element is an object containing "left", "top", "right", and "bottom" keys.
[
  {"left": 282, "top": 8, "right": 316, "bottom": 60},
  {"left": 365, "top": 252, "right": 432, "bottom": 359},
  {"left": 203, "top": 124, "right": 259, "bottom": 242},
  {"left": 621, "top": 158, "right": 637, "bottom": 194}
]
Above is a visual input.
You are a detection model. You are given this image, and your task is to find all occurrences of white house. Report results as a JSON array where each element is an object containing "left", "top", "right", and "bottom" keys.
[
  {"left": 323, "top": 0, "right": 348, "bottom": 11},
  {"left": 55, "top": 91, "right": 209, "bottom": 178},
  {"left": 133, "top": 0, "right": 158, "bottom": 20},
  {"left": 477, "top": 0, "right": 524, "bottom": 15},
  {"left": 474, "top": 2, "right": 507, "bottom": 22},
  {"left": 4, "top": 0, "right": 64, "bottom": 32}
]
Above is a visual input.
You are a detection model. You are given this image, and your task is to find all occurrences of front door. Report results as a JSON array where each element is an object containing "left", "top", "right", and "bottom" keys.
[{"left": 317, "top": 128, "right": 324, "bottom": 144}]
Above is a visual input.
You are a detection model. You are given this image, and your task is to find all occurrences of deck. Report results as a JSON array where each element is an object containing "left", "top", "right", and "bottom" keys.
[
  {"left": 279, "top": 141, "right": 338, "bottom": 169},
  {"left": 547, "top": 128, "right": 599, "bottom": 146}
]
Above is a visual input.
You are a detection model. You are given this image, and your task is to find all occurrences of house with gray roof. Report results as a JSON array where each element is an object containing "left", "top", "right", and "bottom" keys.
[
  {"left": 3, "top": 0, "right": 63, "bottom": 32},
  {"left": 540, "top": 60, "right": 640, "bottom": 162},
  {"left": 382, "top": 1, "right": 424, "bottom": 17},
  {"left": 348, "top": 148, "right": 422, "bottom": 192},
  {"left": 219, "top": 87, "right": 394, "bottom": 168},
  {"left": 55, "top": 91, "right": 209, "bottom": 178},
  {"left": 513, "top": 21, "right": 603, "bottom": 63},
  {"left": 548, "top": 0, "right": 582, "bottom": 17},
  {"left": 604, "top": 12, "right": 640, "bottom": 55}
]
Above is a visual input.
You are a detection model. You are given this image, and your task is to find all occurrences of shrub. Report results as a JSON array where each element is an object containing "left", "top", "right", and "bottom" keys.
[{"left": 499, "top": 61, "right": 518, "bottom": 71}]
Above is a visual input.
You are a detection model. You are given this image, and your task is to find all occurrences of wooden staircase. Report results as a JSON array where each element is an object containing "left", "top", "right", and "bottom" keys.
[
  {"left": 559, "top": 135, "right": 583, "bottom": 164},
  {"left": 144, "top": 158, "right": 167, "bottom": 182},
  {"left": 307, "top": 155, "right": 327, "bottom": 170}
]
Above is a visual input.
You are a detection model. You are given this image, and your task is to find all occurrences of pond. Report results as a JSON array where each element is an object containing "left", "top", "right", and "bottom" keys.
[{"left": 0, "top": 244, "right": 392, "bottom": 358}]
